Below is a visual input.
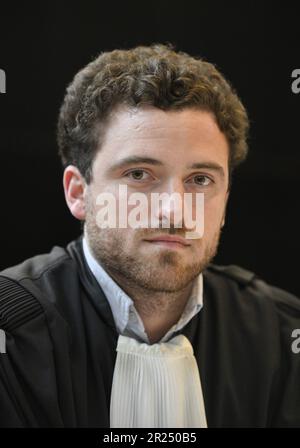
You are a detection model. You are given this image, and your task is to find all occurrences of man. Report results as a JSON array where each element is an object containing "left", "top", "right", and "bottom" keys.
[{"left": 0, "top": 43, "right": 299, "bottom": 428}]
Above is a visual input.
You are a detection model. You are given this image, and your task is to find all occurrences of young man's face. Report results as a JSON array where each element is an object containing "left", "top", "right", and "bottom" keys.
[{"left": 72, "top": 106, "right": 229, "bottom": 292}]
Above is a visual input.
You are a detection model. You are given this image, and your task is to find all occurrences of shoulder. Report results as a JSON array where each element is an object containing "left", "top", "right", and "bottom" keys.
[
  {"left": 0, "top": 239, "right": 81, "bottom": 332},
  {"left": 204, "top": 263, "right": 300, "bottom": 325},
  {"left": 0, "top": 245, "right": 70, "bottom": 283},
  {"left": 205, "top": 262, "right": 300, "bottom": 303}
]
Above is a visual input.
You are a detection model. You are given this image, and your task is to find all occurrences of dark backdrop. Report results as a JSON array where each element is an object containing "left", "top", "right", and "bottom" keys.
[{"left": 0, "top": 1, "right": 299, "bottom": 296}]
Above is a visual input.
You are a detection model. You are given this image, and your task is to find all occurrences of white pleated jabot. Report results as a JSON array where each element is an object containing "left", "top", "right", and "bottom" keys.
[{"left": 110, "top": 334, "right": 207, "bottom": 428}]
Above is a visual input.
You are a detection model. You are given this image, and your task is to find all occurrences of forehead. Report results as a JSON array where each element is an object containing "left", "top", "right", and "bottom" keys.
[{"left": 93, "top": 106, "right": 229, "bottom": 172}]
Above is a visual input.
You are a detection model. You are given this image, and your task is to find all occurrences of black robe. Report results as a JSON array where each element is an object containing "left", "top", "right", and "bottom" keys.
[{"left": 0, "top": 235, "right": 299, "bottom": 427}]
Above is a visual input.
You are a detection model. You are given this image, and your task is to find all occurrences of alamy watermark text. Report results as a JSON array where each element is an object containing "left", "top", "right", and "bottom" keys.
[{"left": 0, "top": 68, "right": 6, "bottom": 94}]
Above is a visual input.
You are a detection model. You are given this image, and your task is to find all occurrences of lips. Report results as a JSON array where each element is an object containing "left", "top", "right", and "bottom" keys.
[{"left": 144, "top": 235, "right": 191, "bottom": 246}]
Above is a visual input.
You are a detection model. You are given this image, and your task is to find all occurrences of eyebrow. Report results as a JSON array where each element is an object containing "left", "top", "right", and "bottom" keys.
[
  {"left": 187, "top": 162, "right": 225, "bottom": 178},
  {"left": 107, "top": 156, "right": 163, "bottom": 174},
  {"left": 108, "top": 156, "right": 225, "bottom": 178}
]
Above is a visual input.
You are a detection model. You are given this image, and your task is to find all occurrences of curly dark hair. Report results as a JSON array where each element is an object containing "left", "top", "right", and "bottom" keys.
[{"left": 57, "top": 43, "right": 249, "bottom": 185}]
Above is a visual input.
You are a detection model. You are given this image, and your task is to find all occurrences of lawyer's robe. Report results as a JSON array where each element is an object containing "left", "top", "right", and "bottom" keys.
[{"left": 0, "top": 236, "right": 299, "bottom": 427}]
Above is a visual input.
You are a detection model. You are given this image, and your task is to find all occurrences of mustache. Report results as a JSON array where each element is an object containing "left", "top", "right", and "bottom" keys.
[{"left": 139, "top": 223, "right": 189, "bottom": 238}]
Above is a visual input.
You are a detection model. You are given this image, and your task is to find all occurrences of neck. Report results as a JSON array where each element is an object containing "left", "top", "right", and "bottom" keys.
[{"left": 104, "top": 266, "right": 195, "bottom": 343}]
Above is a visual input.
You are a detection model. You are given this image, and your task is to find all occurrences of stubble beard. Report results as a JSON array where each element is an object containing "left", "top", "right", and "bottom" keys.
[{"left": 84, "top": 199, "right": 222, "bottom": 294}]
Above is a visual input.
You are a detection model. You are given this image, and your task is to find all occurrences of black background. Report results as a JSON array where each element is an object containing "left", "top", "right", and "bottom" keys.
[{"left": 0, "top": 1, "right": 299, "bottom": 296}]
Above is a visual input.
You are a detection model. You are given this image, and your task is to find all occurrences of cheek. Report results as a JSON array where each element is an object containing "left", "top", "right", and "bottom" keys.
[{"left": 203, "top": 199, "right": 225, "bottom": 234}]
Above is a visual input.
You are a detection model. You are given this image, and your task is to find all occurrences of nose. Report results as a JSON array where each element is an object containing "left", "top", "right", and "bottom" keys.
[{"left": 151, "top": 178, "right": 186, "bottom": 231}]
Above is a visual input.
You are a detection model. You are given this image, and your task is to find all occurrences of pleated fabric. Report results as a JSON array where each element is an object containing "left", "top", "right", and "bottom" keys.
[{"left": 110, "top": 334, "right": 207, "bottom": 428}]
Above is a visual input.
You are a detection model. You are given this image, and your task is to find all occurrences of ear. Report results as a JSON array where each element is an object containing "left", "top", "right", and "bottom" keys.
[
  {"left": 63, "top": 165, "right": 87, "bottom": 220},
  {"left": 221, "top": 215, "right": 226, "bottom": 228}
]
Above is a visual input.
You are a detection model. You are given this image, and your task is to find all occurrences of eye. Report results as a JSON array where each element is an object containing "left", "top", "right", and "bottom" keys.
[
  {"left": 189, "top": 175, "right": 212, "bottom": 186},
  {"left": 124, "top": 169, "right": 152, "bottom": 182}
]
